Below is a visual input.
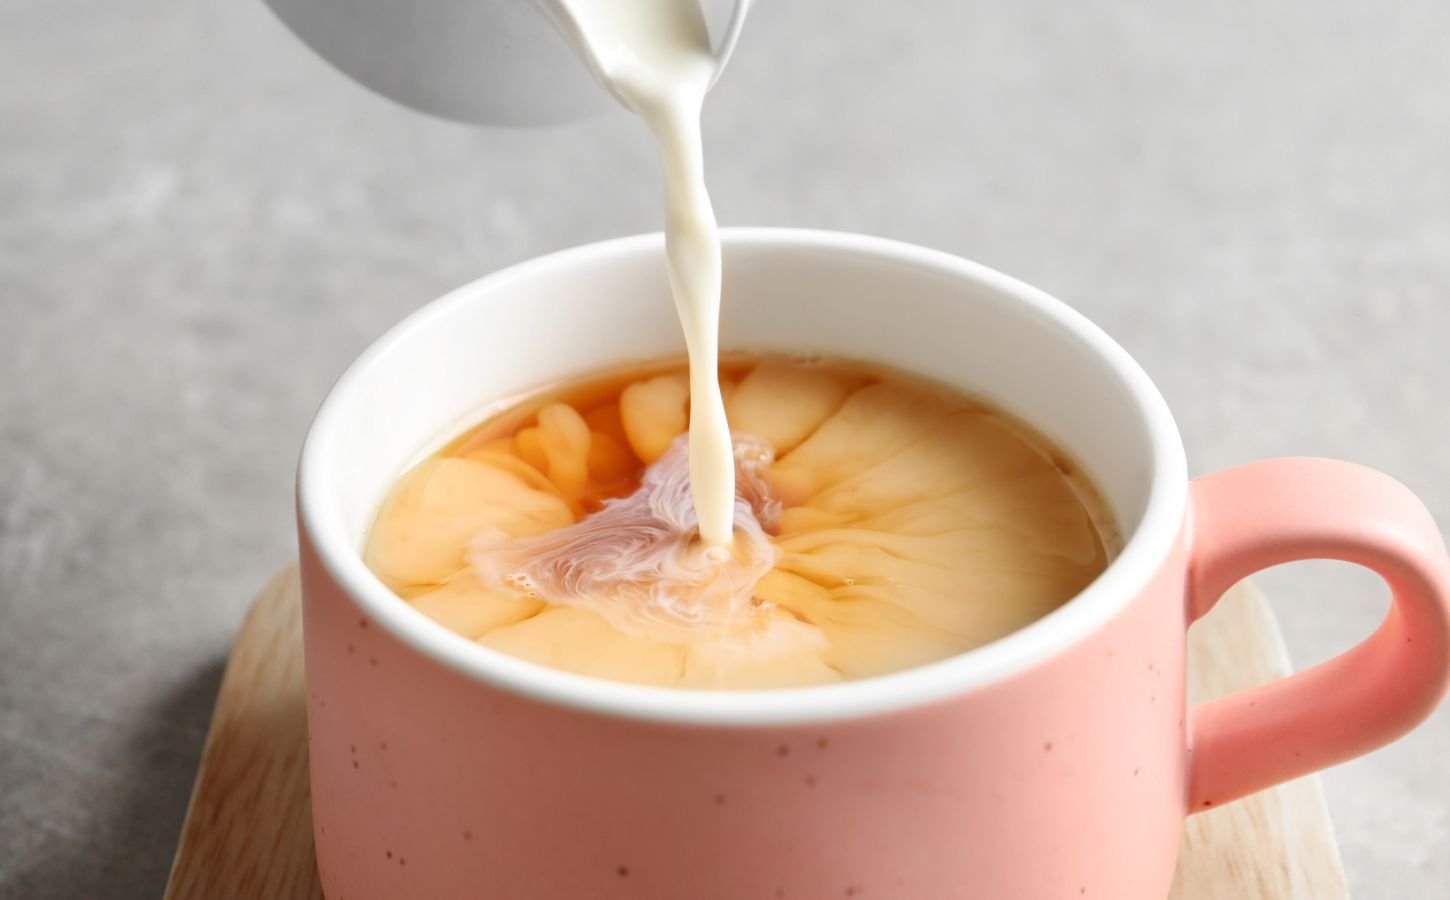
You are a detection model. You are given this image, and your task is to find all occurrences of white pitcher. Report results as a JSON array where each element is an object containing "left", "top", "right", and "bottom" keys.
[{"left": 262, "top": 0, "right": 752, "bottom": 126}]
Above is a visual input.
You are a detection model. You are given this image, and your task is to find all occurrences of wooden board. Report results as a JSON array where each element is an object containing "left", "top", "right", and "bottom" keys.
[
  {"left": 164, "top": 567, "right": 1349, "bottom": 900},
  {"left": 1172, "top": 586, "right": 1350, "bottom": 898}
]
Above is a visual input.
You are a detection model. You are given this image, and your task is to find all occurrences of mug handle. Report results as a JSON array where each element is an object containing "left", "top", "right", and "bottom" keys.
[{"left": 1185, "top": 457, "right": 1450, "bottom": 810}]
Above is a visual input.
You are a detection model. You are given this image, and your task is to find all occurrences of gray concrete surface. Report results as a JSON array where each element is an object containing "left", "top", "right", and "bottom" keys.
[{"left": 2, "top": 1, "right": 1447, "bottom": 897}]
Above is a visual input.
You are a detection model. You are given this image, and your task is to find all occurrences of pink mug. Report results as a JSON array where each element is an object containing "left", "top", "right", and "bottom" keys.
[{"left": 297, "top": 230, "right": 1450, "bottom": 899}]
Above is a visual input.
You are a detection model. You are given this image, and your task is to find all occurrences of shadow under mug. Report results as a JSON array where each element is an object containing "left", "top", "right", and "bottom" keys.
[{"left": 297, "top": 229, "right": 1450, "bottom": 900}]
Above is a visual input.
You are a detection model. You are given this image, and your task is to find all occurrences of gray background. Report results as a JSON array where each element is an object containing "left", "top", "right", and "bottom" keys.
[{"left": 2, "top": 0, "right": 1447, "bottom": 897}]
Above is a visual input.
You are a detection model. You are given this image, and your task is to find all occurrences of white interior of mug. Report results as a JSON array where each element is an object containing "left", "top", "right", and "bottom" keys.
[{"left": 298, "top": 229, "right": 1187, "bottom": 724}]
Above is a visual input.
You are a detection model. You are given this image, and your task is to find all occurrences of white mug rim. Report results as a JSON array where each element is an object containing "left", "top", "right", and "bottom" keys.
[{"left": 297, "top": 228, "right": 1188, "bottom": 726}]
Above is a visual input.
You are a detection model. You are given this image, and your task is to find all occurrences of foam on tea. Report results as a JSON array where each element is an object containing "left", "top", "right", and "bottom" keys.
[
  {"left": 365, "top": 357, "right": 1120, "bottom": 689},
  {"left": 469, "top": 434, "right": 780, "bottom": 645}
]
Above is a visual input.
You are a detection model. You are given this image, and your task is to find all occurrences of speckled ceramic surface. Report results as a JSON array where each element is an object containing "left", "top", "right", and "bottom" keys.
[{"left": 294, "top": 234, "right": 1447, "bottom": 898}]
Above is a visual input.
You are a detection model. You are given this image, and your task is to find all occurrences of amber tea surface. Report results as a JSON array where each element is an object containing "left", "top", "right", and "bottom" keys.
[{"left": 365, "top": 355, "right": 1119, "bottom": 689}]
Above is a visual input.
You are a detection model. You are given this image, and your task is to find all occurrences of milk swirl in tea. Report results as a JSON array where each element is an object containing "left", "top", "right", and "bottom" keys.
[{"left": 365, "top": 357, "right": 1118, "bottom": 688}]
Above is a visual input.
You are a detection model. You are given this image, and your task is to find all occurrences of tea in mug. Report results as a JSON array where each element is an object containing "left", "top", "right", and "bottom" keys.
[{"left": 365, "top": 356, "right": 1119, "bottom": 689}]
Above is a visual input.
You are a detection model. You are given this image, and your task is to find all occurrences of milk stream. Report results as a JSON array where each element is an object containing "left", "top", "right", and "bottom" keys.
[{"left": 560, "top": 0, "right": 736, "bottom": 547}]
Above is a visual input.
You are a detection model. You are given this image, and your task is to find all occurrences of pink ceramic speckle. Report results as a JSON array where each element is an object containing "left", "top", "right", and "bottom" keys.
[{"left": 297, "top": 231, "right": 1450, "bottom": 899}]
